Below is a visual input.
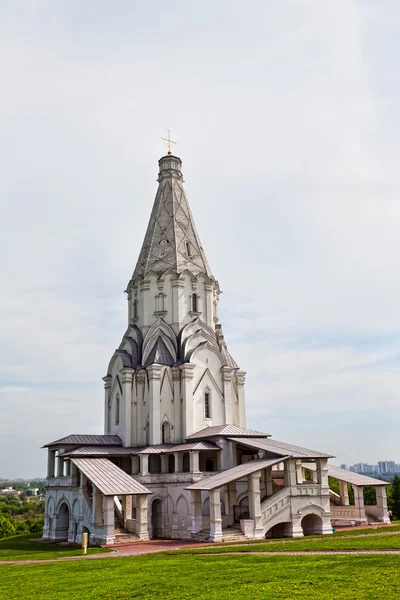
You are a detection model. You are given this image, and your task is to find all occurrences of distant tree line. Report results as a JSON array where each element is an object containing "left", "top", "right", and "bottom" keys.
[{"left": 0, "top": 495, "right": 44, "bottom": 539}]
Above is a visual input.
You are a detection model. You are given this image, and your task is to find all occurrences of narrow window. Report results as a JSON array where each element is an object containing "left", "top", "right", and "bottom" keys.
[
  {"left": 204, "top": 391, "right": 211, "bottom": 419},
  {"left": 115, "top": 395, "right": 120, "bottom": 425},
  {"left": 192, "top": 293, "right": 198, "bottom": 312},
  {"left": 162, "top": 422, "right": 170, "bottom": 444},
  {"left": 133, "top": 299, "right": 138, "bottom": 319},
  {"left": 185, "top": 241, "right": 191, "bottom": 257},
  {"left": 156, "top": 293, "right": 164, "bottom": 312},
  {"left": 160, "top": 240, "right": 167, "bottom": 256}
]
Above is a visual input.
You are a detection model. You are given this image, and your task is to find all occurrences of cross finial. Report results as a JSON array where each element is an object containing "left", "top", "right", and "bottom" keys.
[{"left": 161, "top": 129, "right": 177, "bottom": 155}]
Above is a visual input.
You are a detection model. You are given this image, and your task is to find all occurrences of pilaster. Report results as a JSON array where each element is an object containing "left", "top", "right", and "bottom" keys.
[
  {"left": 171, "top": 277, "right": 185, "bottom": 325},
  {"left": 103, "top": 375, "right": 112, "bottom": 434},
  {"left": 235, "top": 371, "right": 246, "bottom": 427},
  {"left": 139, "top": 280, "right": 151, "bottom": 327},
  {"left": 136, "top": 495, "right": 149, "bottom": 540},
  {"left": 147, "top": 364, "right": 163, "bottom": 445},
  {"left": 172, "top": 367, "right": 181, "bottom": 443},
  {"left": 204, "top": 282, "right": 214, "bottom": 328},
  {"left": 121, "top": 369, "right": 134, "bottom": 447},
  {"left": 136, "top": 370, "right": 146, "bottom": 446},
  {"left": 221, "top": 367, "right": 234, "bottom": 424},
  {"left": 180, "top": 363, "right": 196, "bottom": 438}
]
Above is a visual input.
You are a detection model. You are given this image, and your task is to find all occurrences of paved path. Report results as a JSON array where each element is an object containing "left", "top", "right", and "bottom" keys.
[{"left": 1, "top": 528, "right": 400, "bottom": 566}]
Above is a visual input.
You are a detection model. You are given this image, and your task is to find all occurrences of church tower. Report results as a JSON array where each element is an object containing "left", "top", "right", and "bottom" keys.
[{"left": 103, "top": 154, "right": 246, "bottom": 447}]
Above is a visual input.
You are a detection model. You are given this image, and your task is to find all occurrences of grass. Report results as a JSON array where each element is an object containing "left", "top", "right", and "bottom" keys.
[
  {"left": 1, "top": 553, "right": 400, "bottom": 599},
  {"left": 174, "top": 532, "right": 400, "bottom": 554},
  {"left": 0, "top": 534, "right": 111, "bottom": 561}
]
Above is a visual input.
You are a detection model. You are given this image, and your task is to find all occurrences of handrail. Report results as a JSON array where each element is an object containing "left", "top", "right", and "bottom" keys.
[{"left": 260, "top": 487, "right": 291, "bottom": 525}]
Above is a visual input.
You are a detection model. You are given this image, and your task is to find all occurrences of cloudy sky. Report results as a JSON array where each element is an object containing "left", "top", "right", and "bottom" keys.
[{"left": 1, "top": 1, "right": 399, "bottom": 477}]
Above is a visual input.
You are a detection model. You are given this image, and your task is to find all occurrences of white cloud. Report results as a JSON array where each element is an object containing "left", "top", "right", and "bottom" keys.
[{"left": 1, "top": 0, "right": 399, "bottom": 475}]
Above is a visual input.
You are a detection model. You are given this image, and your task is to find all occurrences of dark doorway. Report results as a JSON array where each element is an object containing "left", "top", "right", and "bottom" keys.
[{"left": 151, "top": 499, "right": 163, "bottom": 538}]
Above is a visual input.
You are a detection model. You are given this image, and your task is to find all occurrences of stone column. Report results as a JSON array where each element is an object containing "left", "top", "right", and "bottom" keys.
[
  {"left": 376, "top": 487, "right": 390, "bottom": 523},
  {"left": 296, "top": 460, "right": 303, "bottom": 484},
  {"left": 204, "top": 282, "right": 214, "bottom": 328},
  {"left": 139, "top": 280, "right": 151, "bottom": 327},
  {"left": 190, "top": 490, "right": 203, "bottom": 534},
  {"left": 171, "top": 277, "right": 185, "bottom": 326},
  {"left": 131, "top": 455, "right": 140, "bottom": 475},
  {"left": 139, "top": 454, "right": 149, "bottom": 476},
  {"left": 103, "top": 496, "right": 115, "bottom": 542},
  {"left": 339, "top": 480, "right": 349, "bottom": 505},
  {"left": 47, "top": 450, "right": 56, "bottom": 477},
  {"left": 172, "top": 367, "right": 181, "bottom": 442},
  {"left": 316, "top": 458, "right": 329, "bottom": 488},
  {"left": 218, "top": 438, "right": 235, "bottom": 471},
  {"left": 120, "top": 369, "right": 134, "bottom": 447},
  {"left": 161, "top": 455, "right": 169, "bottom": 474},
  {"left": 209, "top": 489, "right": 223, "bottom": 542},
  {"left": 180, "top": 363, "right": 195, "bottom": 438},
  {"left": 93, "top": 487, "right": 103, "bottom": 526},
  {"left": 43, "top": 513, "right": 50, "bottom": 538},
  {"left": 136, "top": 370, "right": 146, "bottom": 446},
  {"left": 122, "top": 495, "right": 133, "bottom": 523},
  {"left": 227, "top": 482, "right": 237, "bottom": 527},
  {"left": 136, "top": 495, "right": 149, "bottom": 540},
  {"left": 222, "top": 367, "right": 234, "bottom": 424},
  {"left": 352, "top": 485, "right": 366, "bottom": 520},
  {"left": 147, "top": 365, "right": 163, "bottom": 445},
  {"left": 235, "top": 371, "right": 246, "bottom": 427},
  {"left": 57, "top": 455, "right": 65, "bottom": 477},
  {"left": 266, "top": 468, "right": 273, "bottom": 497},
  {"left": 284, "top": 459, "right": 297, "bottom": 488},
  {"left": 103, "top": 375, "right": 112, "bottom": 434},
  {"left": 174, "top": 452, "right": 183, "bottom": 473},
  {"left": 189, "top": 450, "right": 200, "bottom": 474},
  {"left": 248, "top": 471, "right": 263, "bottom": 538}
]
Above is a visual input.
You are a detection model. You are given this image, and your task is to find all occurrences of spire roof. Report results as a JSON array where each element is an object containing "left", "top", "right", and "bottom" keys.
[{"left": 131, "top": 155, "right": 212, "bottom": 284}]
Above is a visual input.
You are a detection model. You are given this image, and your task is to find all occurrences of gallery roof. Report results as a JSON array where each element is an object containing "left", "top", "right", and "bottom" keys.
[
  {"left": 303, "top": 463, "right": 388, "bottom": 487},
  {"left": 229, "top": 437, "right": 334, "bottom": 459},
  {"left": 186, "top": 425, "right": 270, "bottom": 440},
  {"left": 70, "top": 458, "right": 151, "bottom": 496},
  {"left": 43, "top": 434, "right": 122, "bottom": 448}
]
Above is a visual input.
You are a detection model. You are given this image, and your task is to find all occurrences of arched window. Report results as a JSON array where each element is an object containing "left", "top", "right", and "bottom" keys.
[
  {"left": 133, "top": 299, "right": 138, "bottom": 319},
  {"left": 204, "top": 391, "right": 211, "bottom": 419},
  {"left": 155, "top": 293, "right": 165, "bottom": 312},
  {"left": 162, "top": 422, "right": 170, "bottom": 444},
  {"left": 160, "top": 240, "right": 167, "bottom": 256},
  {"left": 115, "top": 395, "right": 120, "bottom": 425},
  {"left": 191, "top": 293, "right": 198, "bottom": 312},
  {"left": 185, "top": 241, "right": 191, "bottom": 257}
]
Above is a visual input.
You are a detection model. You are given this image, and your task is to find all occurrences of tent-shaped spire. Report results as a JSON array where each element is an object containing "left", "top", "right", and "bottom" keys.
[{"left": 131, "top": 155, "right": 212, "bottom": 283}]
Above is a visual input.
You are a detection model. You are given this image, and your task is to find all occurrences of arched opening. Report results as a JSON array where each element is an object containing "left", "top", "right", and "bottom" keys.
[
  {"left": 149, "top": 455, "right": 161, "bottom": 474},
  {"left": 115, "top": 395, "right": 120, "bottom": 425},
  {"left": 185, "top": 241, "right": 191, "bottom": 257},
  {"left": 160, "top": 239, "right": 167, "bottom": 256},
  {"left": 168, "top": 454, "right": 175, "bottom": 473},
  {"left": 205, "top": 458, "right": 214, "bottom": 472},
  {"left": 162, "top": 422, "right": 170, "bottom": 444},
  {"left": 265, "top": 522, "right": 292, "bottom": 539},
  {"left": 56, "top": 502, "right": 70, "bottom": 541},
  {"left": 152, "top": 499, "right": 163, "bottom": 539},
  {"left": 191, "top": 293, "right": 198, "bottom": 312},
  {"left": 204, "top": 391, "right": 211, "bottom": 419},
  {"left": 182, "top": 453, "right": 190, "bottom": 473},
  {"left": 301, "top": 513, "right": 323, "bottom": 536}
]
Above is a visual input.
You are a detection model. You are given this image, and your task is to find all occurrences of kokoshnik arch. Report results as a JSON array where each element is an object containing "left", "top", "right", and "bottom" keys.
[{"left": 42, "top": 152, "right": 390, "bottom": 544}]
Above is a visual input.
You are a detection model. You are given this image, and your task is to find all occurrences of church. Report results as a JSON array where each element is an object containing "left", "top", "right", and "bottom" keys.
[{"left": 42, "top": 148, "right": 390, "bottom": 545}]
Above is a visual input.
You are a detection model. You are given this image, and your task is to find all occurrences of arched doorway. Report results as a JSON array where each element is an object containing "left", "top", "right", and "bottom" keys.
[
  {"left": 301, "top": 513, "right": 323, "bottom": 536},
  {"left": 56, "top": 502, "right": 70, "bottom": 541},
  {"left": 152, "top": 499, "right": 163, "bottom": 538},
  {"left": 265, "top": 522, "right": 292, "bottom": 538}
]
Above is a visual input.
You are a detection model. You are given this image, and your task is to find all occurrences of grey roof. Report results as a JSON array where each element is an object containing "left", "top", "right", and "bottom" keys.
[
  {"left": 187, "top": 425, "right": 269, "bottom": 440},
  {"left": 304, "top": 463, "right": 388, "bottom": 487},
  {"left": 186, "top": 457, "right": 288, "bottom": 491},
  {"left": 143, "top": 337, "right": 175, "bottom": 368},
  {"left": 43, "top": 435, "right": 122, "bottom": 448},
  {"left": 170, "top": 441, "right": 220, "bottom": 452},
  {"left": 70, "top": 458, "right": 151, "bottom": 496},
  {"left": 65, "top": 446, "right": 134, "bottom": 457},
  {"left": 229, "top": 437, "right": 334, "bottom": 459},
  {"left": 130, "top": 155, "right": 212, "bottom": 284}
]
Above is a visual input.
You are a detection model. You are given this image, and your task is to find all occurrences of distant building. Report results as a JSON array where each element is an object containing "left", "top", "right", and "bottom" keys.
[
  {"left": 340, "top": 464, "right": 347, "bottom": 470},
  {"left": 1, "top": 487, "right": 21, "bottom": 496}
]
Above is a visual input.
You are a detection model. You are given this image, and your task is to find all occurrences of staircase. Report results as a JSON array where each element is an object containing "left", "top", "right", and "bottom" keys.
[
  {"left": 222, "top": 528, "right": 246, "bottom": 543},
  {"left": 114, "top": 529, "right": 140, "bottom": 544}
]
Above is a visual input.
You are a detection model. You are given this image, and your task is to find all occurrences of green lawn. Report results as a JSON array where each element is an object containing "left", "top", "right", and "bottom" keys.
[
  {"left": 1, "top": 553, "right": 400, "bottom": 599},
  {"left": 0, "top": 534, "right": 110, "bottom": 561},
  {"left": 175, "top": 532, "right": 400, "bottom": 554}
]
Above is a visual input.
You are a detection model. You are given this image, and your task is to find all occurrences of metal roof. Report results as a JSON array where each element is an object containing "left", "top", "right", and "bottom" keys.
[
  {"left": 229, "top": 437, "right": 334, "bottom": 459},
  {"left": 303, "top": 463, "right": 388, "bottom": 487},
  {"left": 65, "top": 446, "right": 134, "bottom": 457},
  {"left": 170, "top": 441, "right": 220, "bottom": 452},
  {"left": 186, "top": 425, "right": 270, "bottom": 440},
  {"left": 43, "top": 435, "right": 122, "bottom": 448},
  {"left": 186, "top": 457, "right": 288, "bottom": 491},
  {"left": 70, "top": 458, "right": 151, "bottom": 496}
]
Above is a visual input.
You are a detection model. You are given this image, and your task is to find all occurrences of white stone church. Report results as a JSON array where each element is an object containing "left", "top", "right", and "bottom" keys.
[{"left": 43, "top": 152, "right": 389, "bottom": 545}]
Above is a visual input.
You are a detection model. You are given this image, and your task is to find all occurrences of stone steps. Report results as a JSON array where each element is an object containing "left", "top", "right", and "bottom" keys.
[{"left": 114, "top": 529, "right": 140, "bottom": 544}]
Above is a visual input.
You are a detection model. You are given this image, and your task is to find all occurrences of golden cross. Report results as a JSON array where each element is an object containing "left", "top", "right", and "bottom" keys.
[{"left": 161, "top": 129, "right": 177, "bottom": 155}]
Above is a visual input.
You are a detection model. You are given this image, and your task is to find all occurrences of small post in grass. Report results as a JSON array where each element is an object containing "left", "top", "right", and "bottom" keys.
[{"left": 82, "top": 532, "right": 88, "bottom": 555}]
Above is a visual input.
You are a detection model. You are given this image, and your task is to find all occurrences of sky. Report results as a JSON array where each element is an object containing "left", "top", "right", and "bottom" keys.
[{"left": 1, "top": 0, "right": 400, "bottom": 477}]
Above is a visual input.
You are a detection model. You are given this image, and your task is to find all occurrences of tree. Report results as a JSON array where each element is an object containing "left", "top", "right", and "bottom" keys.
[
  {"left": 0, "top": 515, "right": 16, "bottom": 539},
  {"left": 363, "top": 487, "right": 377, "bottom": 506},
  {"left": 390, "top": 475, "right": 400, "bottom": 519}
]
